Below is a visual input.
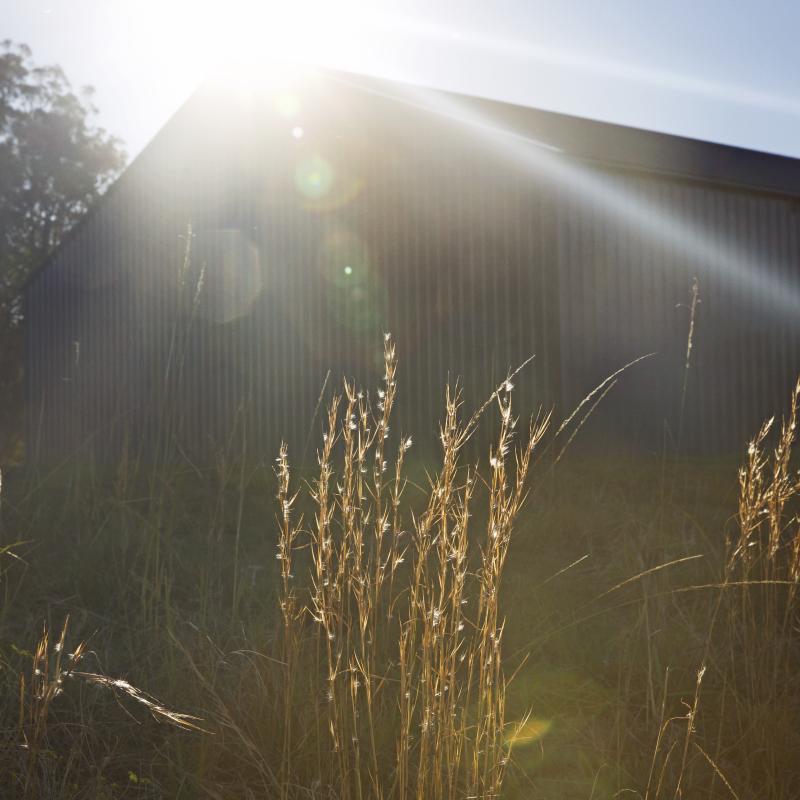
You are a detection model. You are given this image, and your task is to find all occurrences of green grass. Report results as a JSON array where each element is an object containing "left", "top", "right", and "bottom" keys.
[{"left": 1, "top": 350, "right": 799, "bottom": 799}]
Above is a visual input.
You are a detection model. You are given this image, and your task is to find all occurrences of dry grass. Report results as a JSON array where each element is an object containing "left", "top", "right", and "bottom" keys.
[
  {"left": 173, "top": 335, "right": 549, "bottom": 799},
  {"left": 0, "top": 342, "right": 799, "bottom": 798},
  {"left": 16, "top": 616, "right": 201, "bottom": 798}
]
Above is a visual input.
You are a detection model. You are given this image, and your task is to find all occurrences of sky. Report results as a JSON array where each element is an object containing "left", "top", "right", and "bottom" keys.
[{"left": 3, "top": 0, "right": 800, "bottom": 162}]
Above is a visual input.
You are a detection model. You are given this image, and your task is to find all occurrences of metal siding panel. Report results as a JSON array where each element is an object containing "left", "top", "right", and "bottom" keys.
[{"left": 23, "top": 81, "right": 800, "bottom": 463}]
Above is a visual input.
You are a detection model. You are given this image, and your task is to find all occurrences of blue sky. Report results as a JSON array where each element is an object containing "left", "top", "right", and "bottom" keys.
[{"left": 4, "top": 0, "right": 800, "bottom": 160}]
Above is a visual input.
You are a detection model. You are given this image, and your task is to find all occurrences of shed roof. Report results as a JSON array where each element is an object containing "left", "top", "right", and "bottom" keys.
[{"left": 25, "top": 64, "right": 800, "bottom": 291}]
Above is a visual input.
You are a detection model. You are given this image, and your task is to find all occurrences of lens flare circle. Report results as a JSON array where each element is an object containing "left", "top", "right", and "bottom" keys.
[{"left": 295, "top": 154, "right": 335, "bottom": 200}]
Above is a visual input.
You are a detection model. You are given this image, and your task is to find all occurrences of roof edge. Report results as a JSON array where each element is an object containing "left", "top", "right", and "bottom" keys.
[{"left": 24, "top": 65, "right": 800, "bottom": 293}]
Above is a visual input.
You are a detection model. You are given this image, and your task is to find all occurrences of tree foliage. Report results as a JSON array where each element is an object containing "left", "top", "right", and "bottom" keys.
[
  {"left": 0, "top": 39, "right": 126, "bottom": 323},
  {"left": 0, "top": 40, "right": 126, "bottom": 459}
]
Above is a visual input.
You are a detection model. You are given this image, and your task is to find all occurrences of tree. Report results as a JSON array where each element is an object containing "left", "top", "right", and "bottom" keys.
[{"left": 0, "top": 41, "right": 126, "bottom": 460}]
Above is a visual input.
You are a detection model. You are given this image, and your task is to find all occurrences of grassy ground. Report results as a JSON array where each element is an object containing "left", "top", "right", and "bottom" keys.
[{"left": 1, "top": 353, "right": 799, "bottom": 798}]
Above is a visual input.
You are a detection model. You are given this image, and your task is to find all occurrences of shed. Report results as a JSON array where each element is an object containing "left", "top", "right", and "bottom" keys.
[{"left": 23, "top": 67, "right": 800, "bottom": 461}]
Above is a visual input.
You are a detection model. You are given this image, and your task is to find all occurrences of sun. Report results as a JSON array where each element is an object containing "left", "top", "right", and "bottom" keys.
[{"left": 120, "top": 0, "right": 377, "bottom": 86}]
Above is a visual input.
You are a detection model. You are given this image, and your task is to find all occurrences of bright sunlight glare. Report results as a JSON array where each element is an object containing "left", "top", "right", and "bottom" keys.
[
  {"left": 113, "top": 0, "right": 381, "bottom": 86},
  {"left": 358, "top": 77, "right": 800, "bottom": 317},
  {"left": 101, "top": 0, "right": 800, "bottom": 319}
]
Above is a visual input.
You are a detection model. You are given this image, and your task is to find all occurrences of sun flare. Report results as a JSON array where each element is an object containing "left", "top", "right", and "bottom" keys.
[{"left": 116, "top": 0, "right": 378, "bottom": 88}]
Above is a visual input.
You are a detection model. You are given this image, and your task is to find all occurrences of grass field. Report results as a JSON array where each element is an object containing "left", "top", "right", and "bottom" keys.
[{"left": 1, "top": 339, "right": 799, "bottom": 798}]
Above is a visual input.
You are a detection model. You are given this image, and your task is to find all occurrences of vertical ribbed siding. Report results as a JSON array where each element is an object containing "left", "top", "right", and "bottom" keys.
[
  {"left": 22, "top": 79, "right": 800, "bottom": 464},
  {"left": 555, "top": 169, "right": 800, "bottom": 452}
]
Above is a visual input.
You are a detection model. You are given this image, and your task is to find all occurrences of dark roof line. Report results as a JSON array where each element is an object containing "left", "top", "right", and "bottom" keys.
[
  {"left": 329, "top": 67, "right": 800, "bottom": 200},
  {"left": 24, "top": 64, "right": 800, "bottom": 293}
]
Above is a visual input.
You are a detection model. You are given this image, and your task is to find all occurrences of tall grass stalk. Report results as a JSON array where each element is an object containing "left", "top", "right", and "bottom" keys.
[
  {"left": 5, "top": 337, "right": 800, "bottom": 798},
  {"left": 16, "top": 617, "right": 199, "bottom": 799},
  {"left": 233, "top": 335, "right": 551, "bottom": 799}
]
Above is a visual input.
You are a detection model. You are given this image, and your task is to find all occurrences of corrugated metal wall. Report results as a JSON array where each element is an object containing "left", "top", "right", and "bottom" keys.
[
  {"left": 24, "top": 76, "right": 800, "bottom": 463},
  {"left": 555, "top": 171, "right": 800, "bottom": 452},
  {"left": 25, "top": 79, "right": 558, "bottom": 463}
]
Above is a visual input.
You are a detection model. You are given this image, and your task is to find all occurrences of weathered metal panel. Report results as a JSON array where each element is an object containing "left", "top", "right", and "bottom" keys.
[
  {"left": 22, "top": 74, "right": 800, "bottom": 463},
  {"left": 555, "top": 169, "right": 800, "bottom": 452}
]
